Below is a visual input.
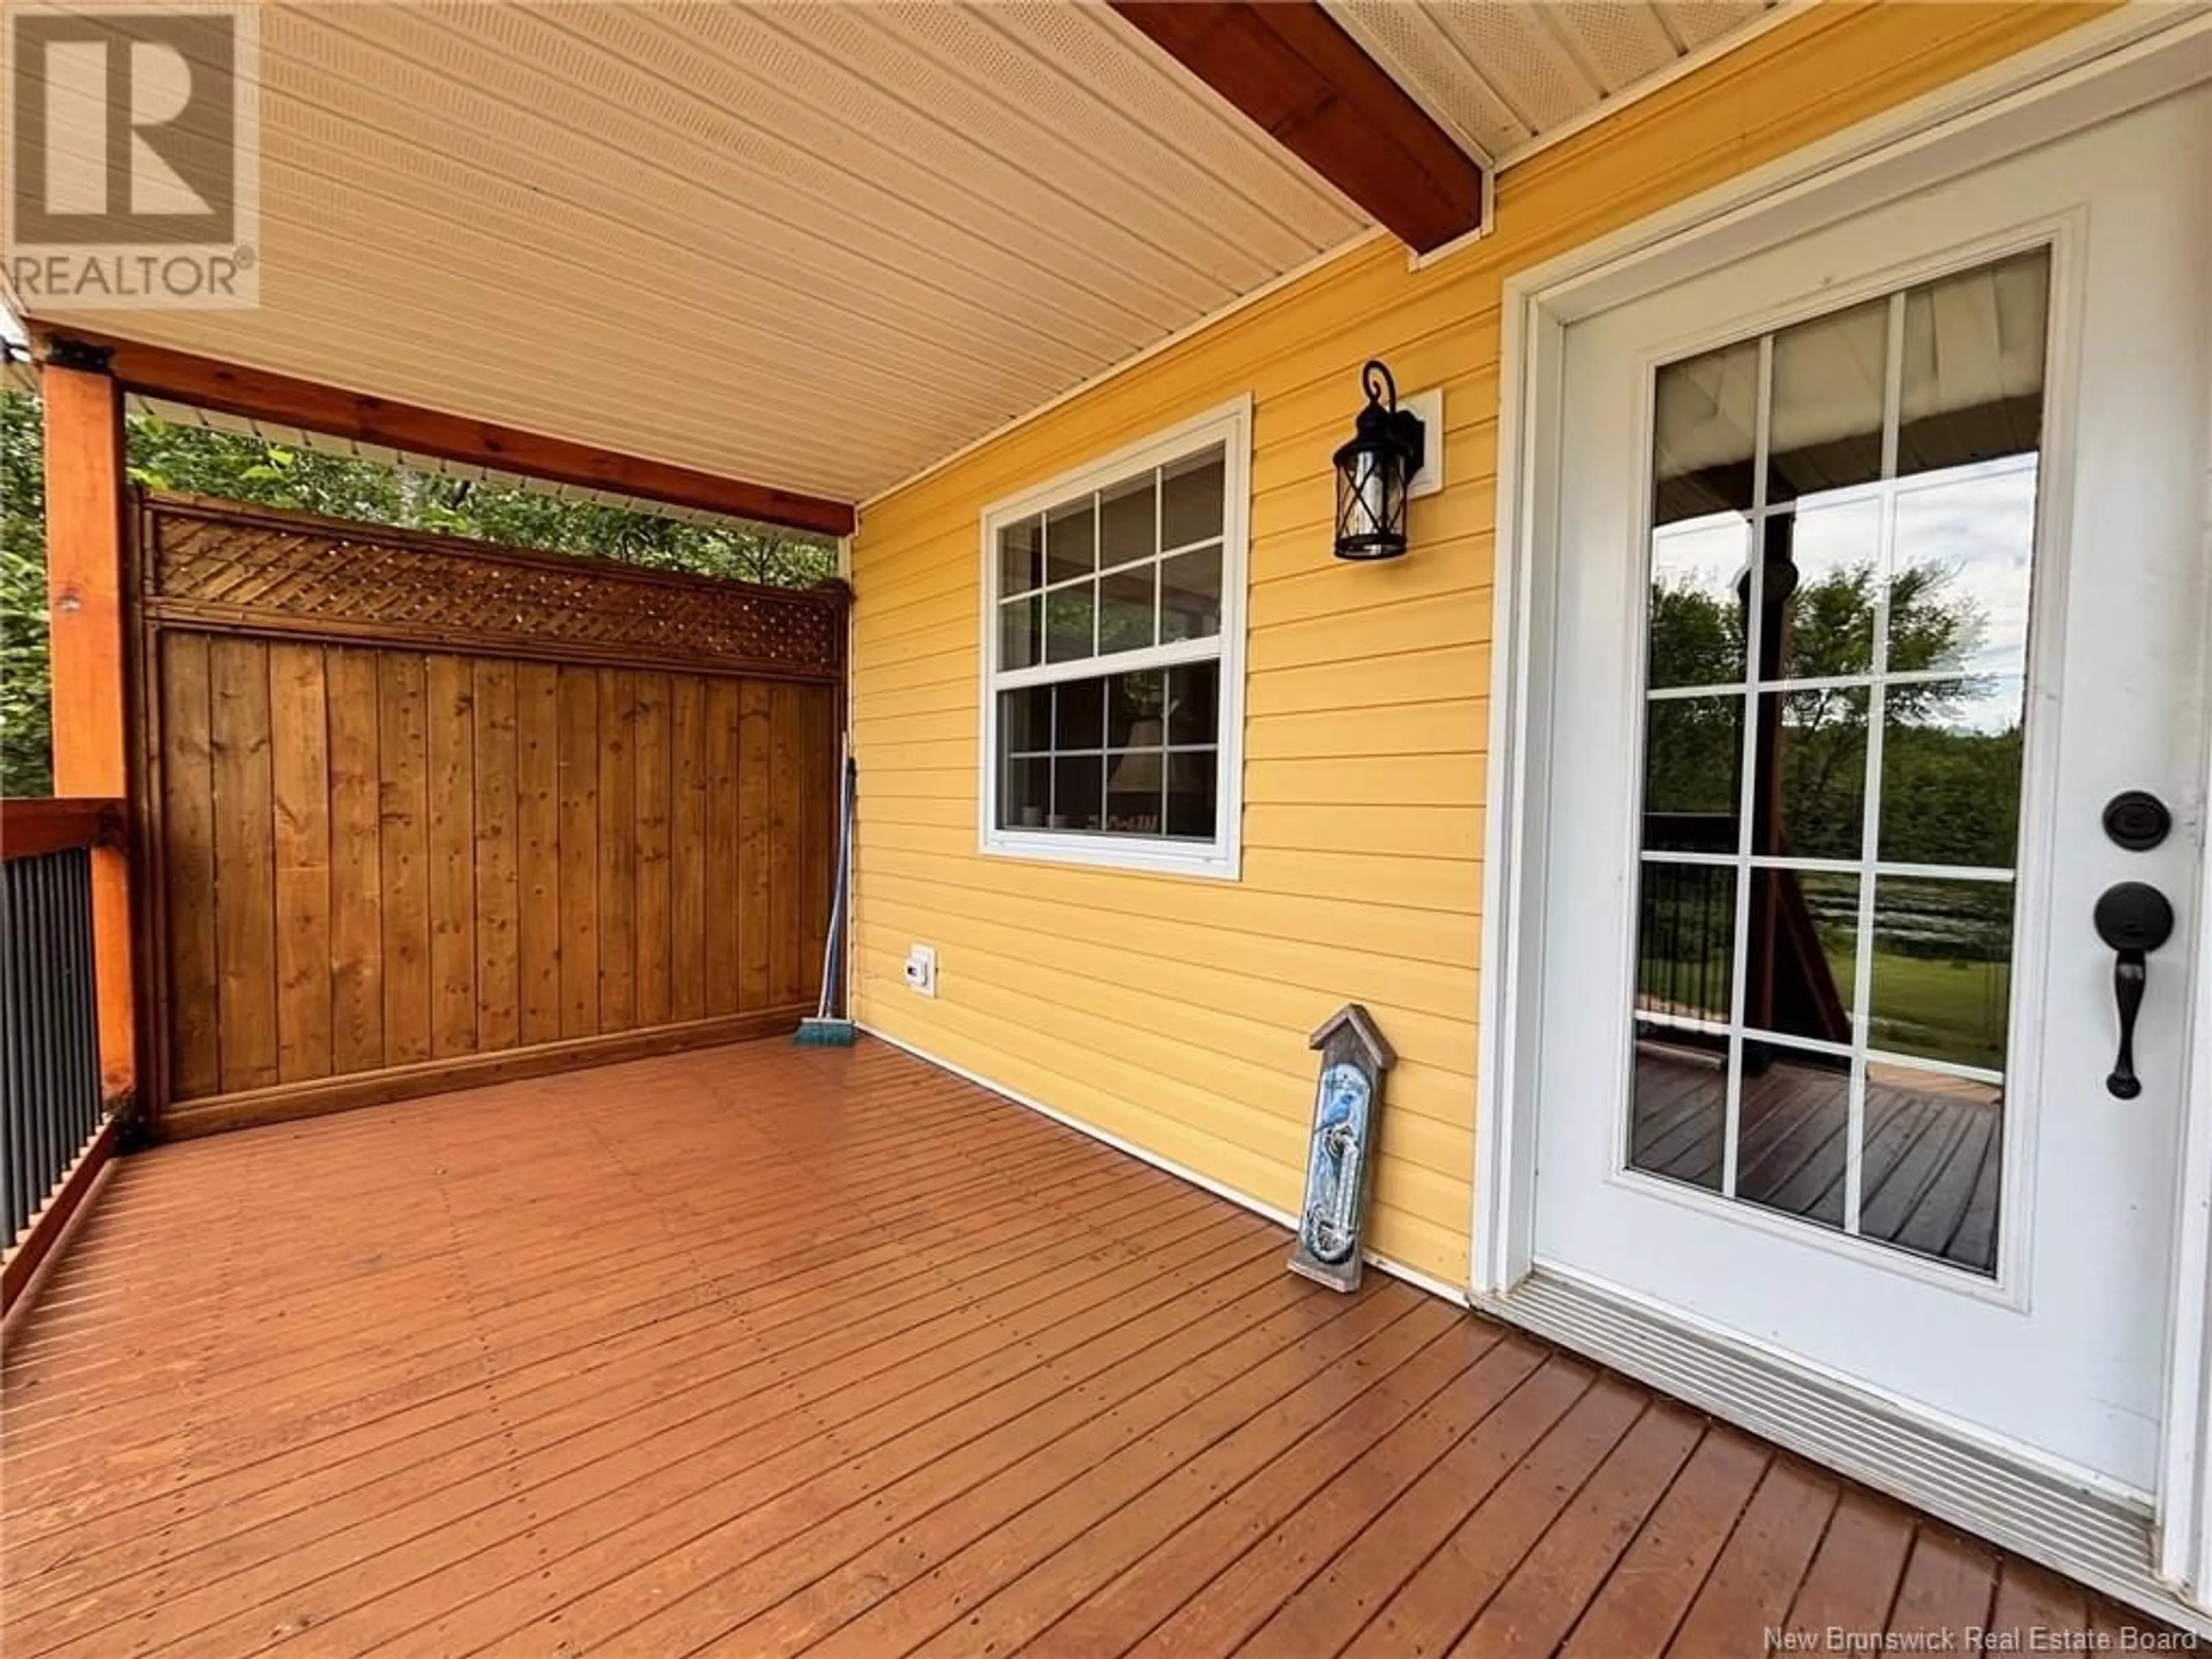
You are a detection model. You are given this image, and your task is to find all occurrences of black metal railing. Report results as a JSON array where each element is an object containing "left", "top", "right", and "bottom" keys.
[
  {"left": 3, "top": 812, "right": 112, "bottom": 1248},
  {"left": 1638, "top": 813, "right": 1736, "bottom": 1031},
  {"left": 1638, "top": 810, "right": 1851, "bottom": 1047},
  {"left": 1636, "top": 857, "right": 1735, "bottom": 1028}
]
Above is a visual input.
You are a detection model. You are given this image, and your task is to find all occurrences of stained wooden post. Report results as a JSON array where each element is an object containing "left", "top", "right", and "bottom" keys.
[{"left": 39, "top": 345, "right": 137, "bottom": 1111}]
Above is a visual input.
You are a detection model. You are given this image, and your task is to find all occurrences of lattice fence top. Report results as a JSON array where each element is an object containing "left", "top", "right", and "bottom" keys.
[{"left": 137, "top": 492, "right": 846, "bottom": 680}]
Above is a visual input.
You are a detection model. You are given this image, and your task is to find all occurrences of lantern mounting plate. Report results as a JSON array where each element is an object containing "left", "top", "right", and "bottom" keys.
[{"left": 1402, "top": 387, "right": 1443, "bottom": 499}]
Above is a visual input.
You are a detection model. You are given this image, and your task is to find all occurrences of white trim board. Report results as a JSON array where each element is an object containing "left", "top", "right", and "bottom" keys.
[
  {"left": 1475, "top": 3, "right": 2212, "bottom": 1624},
  {"left": 855, "top": 1022, "right": 1466, "bottom": 1306}
]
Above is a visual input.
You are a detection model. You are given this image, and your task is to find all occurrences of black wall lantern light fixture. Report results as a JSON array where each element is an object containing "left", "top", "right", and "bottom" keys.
[{"left": 1332, "top": 359, "right": 1426, "bottom": 560}]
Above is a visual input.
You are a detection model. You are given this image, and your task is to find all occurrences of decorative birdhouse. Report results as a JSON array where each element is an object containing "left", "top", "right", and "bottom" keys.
[{"left": 1289, "top": 1003, "right": 1396, "bottom": 1292}]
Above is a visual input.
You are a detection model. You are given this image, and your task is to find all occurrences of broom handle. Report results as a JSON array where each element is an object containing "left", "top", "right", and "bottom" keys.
[{"left": 816, "top": 744, "right": 855, "bottom": 1021}]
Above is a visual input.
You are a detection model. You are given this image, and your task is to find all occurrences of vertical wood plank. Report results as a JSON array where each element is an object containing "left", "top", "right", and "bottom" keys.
[
  {"left": 792, "top": 683, "right": 818, "bottom": 1016},
  {"left": 268, "top": 642, "right": 332, "bottom": 1084},
  {"left": 669, "top": 675, "right": 708, "bottom": 1025},
  {"left": 514, "top": 662, "right": 562, "bottom": 1047},
  {"left": 768, "top": 682, "right": 802, "bottom": 1007},
  {"left": 159, "top": 632, "right": 220, "bottom": 1100},
  {"left": 209, "top": 636, "right": 278, "bottom": 1092},
  {"left": 426, "top": 657, "right": 477, "bottom": 1060},
  {"left": 325, "top": 646, "right": 384, "bottom": 1075},
  {"left": 702, "top": 678, "right": 742, "bottom": 1017},
  {"left": 556, "top": 667, "right": 600, "bottom": 1040},
  {"left": 801, "top": 685, "right": 836, "bottom": 1013},
  {"left": 377, "top": 653, "right": 432, "bottom": 1066},
  {"left": 41, "top": 362, "right": 134, "bottom": 1101},
  {"left": 634, "top": 672, "right": 673, "bottom": 1029},
  {"left": 472, "top": 659, "right": 520, "bottom": 1054},
  {"left": 598, "top": 668, "right": 637, "bottom": 1032},
  {"left": 736, "top": 680, "right": 774, "bottom": 1012}
]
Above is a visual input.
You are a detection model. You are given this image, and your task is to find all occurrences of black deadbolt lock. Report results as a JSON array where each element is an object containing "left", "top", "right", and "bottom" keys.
[
  {"left": 2093, "top": 881, "right": 2175, "bottom": 1101},
  {"left": 2103, "top": 790, "right": 2173, "bottom": 852}
]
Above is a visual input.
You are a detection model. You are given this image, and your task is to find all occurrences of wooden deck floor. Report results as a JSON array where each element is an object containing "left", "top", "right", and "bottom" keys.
[{"left": 2, "top": 1039, "right": 2160, "bottom": 1657}]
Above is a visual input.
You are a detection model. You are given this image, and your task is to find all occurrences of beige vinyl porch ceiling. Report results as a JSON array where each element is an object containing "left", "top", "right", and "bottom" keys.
[
  {"left": 1328, "top": 0, "right": 1783, "bottom": 162},
  {"left": 26, "top": 1, "right": 1781, "bottom": 510}
]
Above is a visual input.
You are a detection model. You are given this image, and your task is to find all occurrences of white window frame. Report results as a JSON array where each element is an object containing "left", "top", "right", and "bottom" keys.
[{"left": 976, "top": 397, "right": 1251, "bottom": 880}]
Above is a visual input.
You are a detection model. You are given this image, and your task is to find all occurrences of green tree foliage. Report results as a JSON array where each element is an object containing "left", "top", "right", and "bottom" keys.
[
  {"left": 0, "top": 387, "right": 836, "bottom": 794},
  {"left": 1, "top": 391, "right": 51, "bottom": 795},
  {"left": 122, "top": 416, "right": 837, "bottom": 584}
]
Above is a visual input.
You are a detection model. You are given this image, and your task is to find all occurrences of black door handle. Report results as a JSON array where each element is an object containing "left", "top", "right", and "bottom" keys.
[{"left": 2093, "top": 882, "right": 2175, "bottom": 1100}]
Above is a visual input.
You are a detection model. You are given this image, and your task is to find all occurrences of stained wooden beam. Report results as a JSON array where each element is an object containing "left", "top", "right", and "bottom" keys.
[
  {"left": 1109, "top": 1, "right": 1487, "bottom": 254},
  {"left": 1, "top": 797, "right": 127, "bottom": 860},
  {"left": 39, "top": 358, "right": 137, "bottom": 1107},
  {"left": 29, "top": 325, "right": 857, "bottom": 538}
]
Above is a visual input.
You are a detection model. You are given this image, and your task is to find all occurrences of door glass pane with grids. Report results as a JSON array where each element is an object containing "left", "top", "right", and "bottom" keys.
[{"left": 1628, "top": 248, "right": 2048, "bottom": 1277}]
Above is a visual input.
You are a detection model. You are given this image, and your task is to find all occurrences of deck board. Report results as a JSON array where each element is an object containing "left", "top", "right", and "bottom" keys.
[
  {"left": 1665, "top": 1457, "right": 1842, "bottom": 1655},
  {"left": 1780, "top": 1487, "right": 1919, "bottom": 1639},
  {"left": 1, "top": 1037, "right": 2169, "bottom": 1657}
]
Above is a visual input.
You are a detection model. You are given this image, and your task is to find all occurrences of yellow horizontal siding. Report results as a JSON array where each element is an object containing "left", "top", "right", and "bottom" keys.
[
  {"left": 854, "top": 845, "right": 1481, "bottom": 979},
  {"left": 847, "top": 0, "right": 2111, "bottom": 1287},
  {"left": 849, "top": 923, "right": 1475, "bottom": 1150}
]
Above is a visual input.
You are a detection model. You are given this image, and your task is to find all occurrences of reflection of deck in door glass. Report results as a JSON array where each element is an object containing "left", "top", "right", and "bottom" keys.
[{"left": 1628, "top": 248, "right": 2048, "bottom": 1277}]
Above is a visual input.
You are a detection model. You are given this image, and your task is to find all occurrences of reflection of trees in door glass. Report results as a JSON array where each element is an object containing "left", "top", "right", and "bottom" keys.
[
  {"left": 1647, "top": 525, "right": 1994, "bottom": 691},
  {"left": 1648, "top": 574, "right": 1744, "bottom": 690},
  {"left": 1644, "top": 486, "right": 2024, "bottom": 875},
  {"left": 1647, "top": 515, "right": 1750, "bottom": 688},
  {"left": 1758, "top": 687, "right": 1866, "bottom": 860},
  {"left": 1642, "top": 696, "right": 1743, "bottom": 830},
  {"left": 1881, "top": 680, "right": 2024, "bottom": 869}
]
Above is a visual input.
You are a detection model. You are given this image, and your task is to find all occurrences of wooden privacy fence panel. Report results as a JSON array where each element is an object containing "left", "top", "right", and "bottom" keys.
[{"left": 132, "top": 493, "right": 844, "bottom": 1136}]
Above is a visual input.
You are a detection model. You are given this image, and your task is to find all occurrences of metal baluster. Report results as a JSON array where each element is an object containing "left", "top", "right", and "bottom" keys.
[
  {"left": 1, "top": 849, "right": 106, "bottom": 1245},
  {"left": 3, "top": 861, "right": 23, "bottom": 1240},
  {"left": 25, "top": 857, "right": 48, "bottom": 1235},
  {"left": 71, "top": 849, "right": 100, "bottom": 1147},
  {"left": 35, "top": 857, "right": 58, "bottom": 1226},
  {"left": 63, "top": 851, "right": 89, "bottom": 1164}
]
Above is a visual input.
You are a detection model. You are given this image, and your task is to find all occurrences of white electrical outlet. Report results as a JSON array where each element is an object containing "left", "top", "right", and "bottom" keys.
[{"left": 903, "top": 944, "right": 937, "bottom": 998}]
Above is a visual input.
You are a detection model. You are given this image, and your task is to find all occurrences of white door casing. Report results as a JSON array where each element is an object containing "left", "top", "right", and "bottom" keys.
[{"left": 1475, "top": 13, "right": 2212, "bottom": 1626}]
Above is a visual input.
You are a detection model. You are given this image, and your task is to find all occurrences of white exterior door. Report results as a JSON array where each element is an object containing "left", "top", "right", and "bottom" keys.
[{"left": 1528, "top": 89, "right": 2209, "bottom": 1498}]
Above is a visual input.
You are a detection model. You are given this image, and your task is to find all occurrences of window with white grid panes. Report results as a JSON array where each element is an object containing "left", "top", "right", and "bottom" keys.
[{"left": 983, "top": 406, "right": 1247, "bottom": 877}]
